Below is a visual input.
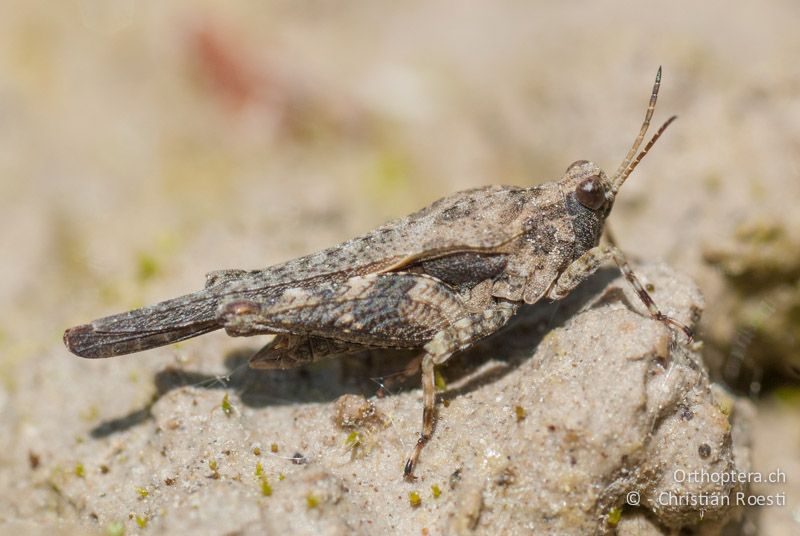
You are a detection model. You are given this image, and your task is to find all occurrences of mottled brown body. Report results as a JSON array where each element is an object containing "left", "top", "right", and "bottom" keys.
[
  {"left": 65, "top": 179, "right": 598, "bottom": 358},
  {"left": 64, "top": 69, "right": 691, "bottom": 479}
]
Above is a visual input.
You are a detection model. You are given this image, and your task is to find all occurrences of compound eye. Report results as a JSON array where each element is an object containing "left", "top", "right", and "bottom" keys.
[{"left": 575, "top": 175, "right": 606, "bottom": 210}]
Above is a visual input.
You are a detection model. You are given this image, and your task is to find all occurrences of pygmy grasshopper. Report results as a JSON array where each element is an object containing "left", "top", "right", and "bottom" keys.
[{"left": 65, "top": 68, "right": 691, "bottom": 480}]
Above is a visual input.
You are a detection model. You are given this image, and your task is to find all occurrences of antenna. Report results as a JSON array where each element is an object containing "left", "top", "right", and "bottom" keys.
[{"left": 610, "top": 67, "right": 676, "bottom": 193}]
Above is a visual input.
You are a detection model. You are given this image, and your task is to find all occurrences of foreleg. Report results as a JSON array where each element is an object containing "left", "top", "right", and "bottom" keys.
[{"left": 548, "top": 245, "right": 693, "bottom": 340}]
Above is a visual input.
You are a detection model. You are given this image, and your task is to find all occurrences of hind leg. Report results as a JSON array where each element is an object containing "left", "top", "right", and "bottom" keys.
[
  {"left": 217, "top": 273, "right": 519, "bottom": 479},
  {"left": 217, "top": 273, "right": 471, "bottom": 346},
  {"left": 403, "top": 300, "right": 518, "bottom": 480}
]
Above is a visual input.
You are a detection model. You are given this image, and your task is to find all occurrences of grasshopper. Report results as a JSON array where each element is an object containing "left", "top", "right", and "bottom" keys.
[{"left": 64, "top": 68, "right": 691, "bottom": 480}]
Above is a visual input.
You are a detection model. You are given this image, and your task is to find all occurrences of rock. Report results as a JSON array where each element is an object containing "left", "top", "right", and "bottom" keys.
[
  {"left": 702, "top": 215, "right": 800, "bottom": 385},
  {"left": 6, "top": 264, "right": 752, "bottom": 535}
]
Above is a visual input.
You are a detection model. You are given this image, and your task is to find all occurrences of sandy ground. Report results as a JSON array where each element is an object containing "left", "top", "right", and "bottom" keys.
[
  {"left": 1, "top": 1, "right": 798, "bottom": 534},
  {"left": 1, "top": 265, "right": 755, "bottom": 535}
]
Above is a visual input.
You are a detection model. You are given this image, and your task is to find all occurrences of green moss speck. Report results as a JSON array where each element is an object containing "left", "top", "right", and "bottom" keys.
[
  {"left": 607, "top": 506, "right": 622, "bottom": 526},
  {"left": 221, "top": 393, "right": 233, "bottom": 415},
  {"left": 345, "top": 431, "right": 361, "bottom": 447},
  {"left": 774, "top": 386, "right": 800, "bottom": 405},
  {"left": 136, "top": 252, "right": 160, "bottom": 283},
  {"left": 409, "top": 491, "right": 422, "bottom": 507},
  {"left": 260, "top": 477, "right": 272, "bottom": 497},
  {"left": 434, "top": 370, "right": 447, "bottom": 391}
]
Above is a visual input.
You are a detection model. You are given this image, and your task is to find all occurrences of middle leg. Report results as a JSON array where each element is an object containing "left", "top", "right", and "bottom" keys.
[{"left": 249, "top": 334, "right": 371, "bottom": 370}]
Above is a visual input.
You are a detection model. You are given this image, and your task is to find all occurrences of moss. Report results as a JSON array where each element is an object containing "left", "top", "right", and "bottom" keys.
[
  {"left": 704, "top": 219, "right": 800, "bottom": 289},
  {"left": 255, "top": 462, "right": 263, "bottom": 477},
  {"left": 306, "top": 493, "right": 319, "bottom": 509},
  {"left": 135, "top": 515, "right": 148, "bottom": 529},
  {"left": 606, "top": 506, "right": 623, "bottom": 527},
  {"left": 208, "top": 459, "right": 219, "bottom": 479},
  {"left": 221, "top": 393, "right": 233, "bottom": 416},
  {"left": 774, "top": 386, "right": 800, "bottom": 406},
  {"left": 714, "top": 389, "right": 735, "bottom": 417},
  {"left": 260, "top": 477, "right": 272, "bottom": 497},
  {"left": 434, "top": 370, "right": 447, "bottom": 391},
  {"left": 270, "top": 442, "right": 279, "bottom": 453},
  {"left": 408, "top": 491, "right": 422, "bottom": 508},
  {"left": 74, "top": 462, "right": 85, "bottom": 478},
  {"left": 431, "top": 484, "right": 441, "bottom": 499},
  {"left": 136, "top": 486, "right": 149, "bottom": 499},
  {"left": 734, "top": 220, "right": 784, "bottom": 244},
  {"left": 345, "top": 431, "right": 361, "bottom": 447},
  {"left": 135, "top": 252, "right": 160, "bottom": 283},
  {"left": 514, "top": 405, "right": 526, "bottom": 421},
  {"left": 702, "top": 218, "right": 800, "bottom": 378}
]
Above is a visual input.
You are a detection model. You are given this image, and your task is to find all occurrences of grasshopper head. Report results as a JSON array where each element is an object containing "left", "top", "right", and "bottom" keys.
[
  {"left": 561, "top": 159, "right": 613, "bottom": 254},
  {"left": 561, "top": 68, "right": 676, "bottom": 253}
]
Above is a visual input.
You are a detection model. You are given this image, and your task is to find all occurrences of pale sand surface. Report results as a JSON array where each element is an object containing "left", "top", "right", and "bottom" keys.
[{"left": 1, "top": 1, "right": 798, "bottom": 534}]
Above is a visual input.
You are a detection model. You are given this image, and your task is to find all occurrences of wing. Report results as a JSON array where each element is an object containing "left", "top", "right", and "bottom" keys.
[{"left": 63, "top": 289, "right": 222, "bottom": 358}]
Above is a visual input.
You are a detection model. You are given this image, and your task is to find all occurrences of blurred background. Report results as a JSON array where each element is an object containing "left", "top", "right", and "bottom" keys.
[{"left": 0, "top": 0, "right": 798, "bottom": 533}]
